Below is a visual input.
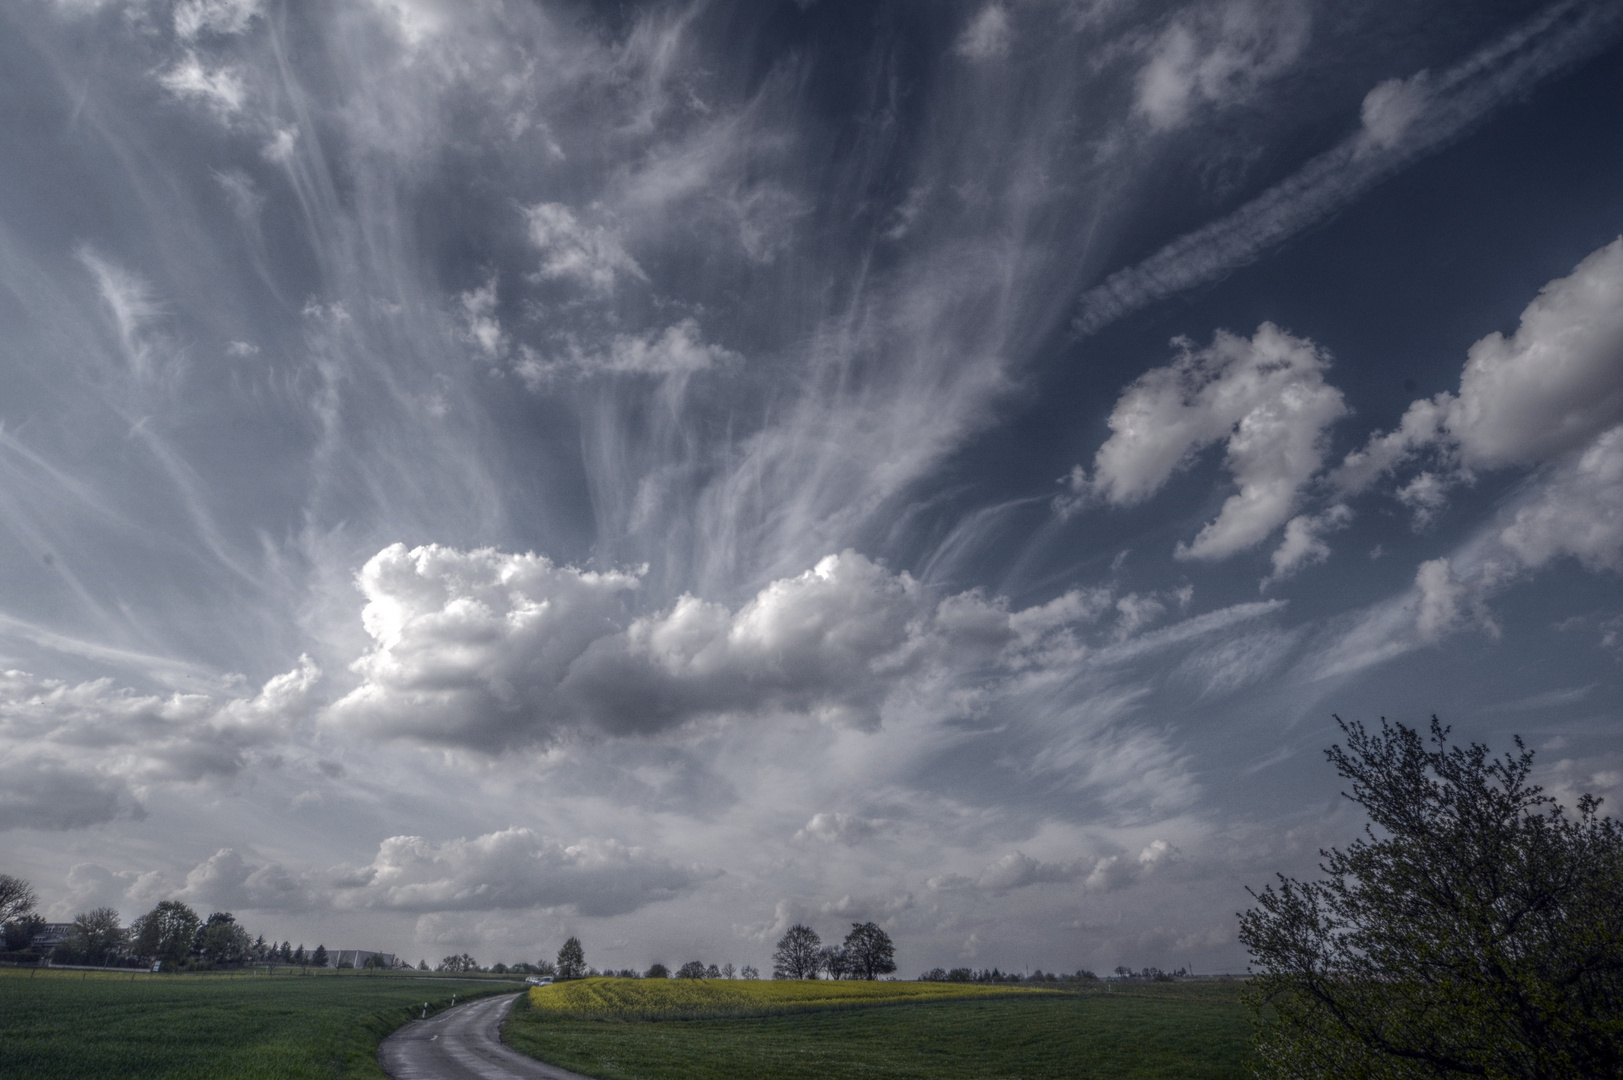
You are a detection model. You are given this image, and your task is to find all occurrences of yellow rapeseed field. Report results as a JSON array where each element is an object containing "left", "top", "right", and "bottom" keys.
[{"left": 525, "top": 977, "right": 1058, "bottom": 1021}]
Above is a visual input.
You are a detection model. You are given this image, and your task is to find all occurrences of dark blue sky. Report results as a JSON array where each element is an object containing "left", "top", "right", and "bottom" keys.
[{"left": 0, "top": 0, "right": 1618, "bottom": 974}]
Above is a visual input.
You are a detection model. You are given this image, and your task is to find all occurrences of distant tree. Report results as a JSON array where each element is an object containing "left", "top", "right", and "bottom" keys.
[
  {"left": 676, "top": 960, "right": 706, "bottom": 979},
  {"left": 490, "top": 962, "right": 508, "bottom": 974},
  {"left": 556, "top": 937, "right": 586, "bottom": 980},
  {"left": 920, "top": 967, "right": 948, "bottom": 982},
  {"left": 0, "top": 874, "right": 38, "bottom": 926},
  {"left": 3, "top": 914, "right": 45, "bottom": 952},
  {"left": 705, "top": 963, "right": 721, "bottom": 979},
  {"left": 311, "top": 944, "right": 329, "bottom": 968},
  {"left": 437, "top": 954, "right": 478, "bottom": 973},
  {"left": 418, "top": 959, "right": 429, "bottom": 971},
  {"left": 294, "top": 944, "right": 306, "bottom": 964},
  {"left": 842, "top": 922, "right": 896, "bottom": 981},
  {"left": 739, "top": 964, "right": 759, "bottom": 980},
  {"left": 772, "top": 924, "right": 822, "bottom": 980},
  {"left": 132, "top": 901, "right": 202, "bottom": 971},
  {"left": 645, "top": 962, "right": 669, "bottom": 979},
  {"left": 818, "top": 944, "right": 850, "bottom": 980},
  {"left": 252, "top": 934, "right": 268, "bottom": 961},
  {"left": 280, "top": 941, "right": 293, "bottom": 964},
  {"left": 199, "top": 913, "right": 251, "bottom": 966},
  {"left": 533, "top": 958, "right": 557, "bottom": 977},
  {"left": 65, "top": 907, "right": 125, "bottom": 966},
  {"left": 945, "top": 967, "right": 973, "bottom": 983},
  {"left": 721, "top": 963, "right": 736, "bottom": 979},
  {"left": 1241, "top": 716, "right": 1623, "bottom": 1080}
]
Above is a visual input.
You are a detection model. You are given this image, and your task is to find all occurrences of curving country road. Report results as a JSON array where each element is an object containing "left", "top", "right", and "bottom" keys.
[{"left": 378, "top": 992, "right": 591, "bottom": 1080}]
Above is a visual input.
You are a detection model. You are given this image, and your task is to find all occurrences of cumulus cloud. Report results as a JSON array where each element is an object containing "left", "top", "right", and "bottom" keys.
[
  {"left": 795, "top": 812, "right": 886, "bottom": 845},
  {"left": 0, "top": 657, "right": 320, "bottom": 830},
  {"left": 930, "top": 840, "right": 1173, "bottom": 894},
  {"left": 523, "top": 203, "right": 645, "bottom": 293},
  {"left": 1496, "top": 424, "right": 1623, "bottom": 574},
  {"left": 158, "top": 53, "right": 248, "bottom": 121},
  {"left": 1264, "top": 504, "right": 1352, "bottom": 587},
  {"left": 180, "top": 848, "right": 317, "bottom": 911},
  {"left": 330, "top": 543, "right": 1189, "bottom": 751},
  {"left": 1338, "top": 237, "right": 1623, "bottom": 496},
  {"left": 1073, "top": 323, "right": 1346, "bottom": 561},
  {"left": 1357, "top": 71, "right": 1431, "bottom": 154},
  {"left": 956, "top": 4, "right": 1012, "bottom": 61},
  {"left": 458, "top": 276, "right": 505, "bottom": 361},
  {"left": 333, "top": 827, "right": 710, "bottom": 917},
  {"left": 174, "top": 0, "right": 262, "bottom": 39},
  {"left": 1134, "top": 0, "right": 1310, "bottom": 131}
]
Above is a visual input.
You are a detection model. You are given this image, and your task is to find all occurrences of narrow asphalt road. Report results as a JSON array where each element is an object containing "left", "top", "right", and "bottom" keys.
[{"left": 378, "top": 992, "right": 592, "bottom": 1080}]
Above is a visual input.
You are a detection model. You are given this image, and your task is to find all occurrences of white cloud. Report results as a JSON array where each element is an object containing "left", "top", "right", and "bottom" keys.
[
  {"left": 931, "top": 840, "right": 1173, "bottom": 895},
  {"left": 1336, "top": 236, "right": 1623, "bottom": 515},
  {"left": 1075, "top": 323, "right": 1346, "bottom": 561},
  {"left": 1264, "top": 504, "right": 1352, "bottom": 587},
  {"left": 333, "top": 827, "right": 711, "bottom": 917},
  {"left": 523, "top": 203, "right": 645, "bottom": 293},
  {"left": 1134, "top": 0, "right": 1309, "bottom": 131},
  {"left": 458, "top": 276, "right": 505, "bottom": 361},
  {"left": 1357, "top": 71, "right": 1431, "bottom": 154},
  {"left": 1496, "top": 423, "right": 1623, "bottom": 575},
  {"left": 158, "top": 53, "right": 248, "bottom": 121},
  {"left": 0, "top": 656, "right": 320, "bottom": 830},
  {"left": 956, "top": 4, "right": 1012, "bottom": 61},
  {"left": 795, "top": 812, "right": 885, "bottom": 845},
  {"left": 180, "top": 848, "right": 317, "bottom": 911},
  {"left": 516, "top": 319, "right": 739, "bottom": 387},
  {"left": 174, "top": 0, "right": 262, "bottom": 39},
  {"left": 1077, "top": 5, "right": 1623, "bottom": 335}
]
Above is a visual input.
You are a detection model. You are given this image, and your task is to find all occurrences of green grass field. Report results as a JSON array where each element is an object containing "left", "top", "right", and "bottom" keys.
[
  {"left": 504, "top": 979, "right": 1256, "bottom": 1080},
  {"left": 0, "top": 966, "right": 509, "bottom": 1080}
]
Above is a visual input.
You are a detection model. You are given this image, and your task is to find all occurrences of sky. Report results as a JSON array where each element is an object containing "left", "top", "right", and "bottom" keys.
[{"left": 0, "top": 0, "right": 1620, "bottom": 976}]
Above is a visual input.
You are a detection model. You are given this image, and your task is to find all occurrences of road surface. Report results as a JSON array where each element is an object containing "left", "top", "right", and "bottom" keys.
[{"left": 378, "top": 991, "right": 591, "bottom": 1080}]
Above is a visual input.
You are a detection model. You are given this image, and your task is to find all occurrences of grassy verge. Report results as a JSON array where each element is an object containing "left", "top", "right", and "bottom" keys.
[
  {"left": 0, "top": 966, "right": 511, "bottom": 1079},
  {"left": 503, "top": 979, "right": 1255, "bottom": 1080}
]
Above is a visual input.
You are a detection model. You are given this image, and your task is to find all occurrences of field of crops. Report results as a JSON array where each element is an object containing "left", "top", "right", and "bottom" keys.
[
  {"left": 505, "top": 979, "right": 1256, "bottom": 1080},
  {"left": 0, "top": 966, "right": 508, "bottom": 1080},
  {"left": 526, "top": 975, "right": 1052, "bottom": 1020}
]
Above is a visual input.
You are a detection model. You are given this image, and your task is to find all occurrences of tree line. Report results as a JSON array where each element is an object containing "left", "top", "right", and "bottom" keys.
[{"left": 0, "top": 889, "right": 350, "bottom": 973}]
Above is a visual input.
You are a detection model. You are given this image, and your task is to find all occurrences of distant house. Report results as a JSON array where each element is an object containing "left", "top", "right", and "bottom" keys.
[
  {"left": 334, "top": 949, "right": 396, "bottom": 969},
  {"left": 30, "top": 924, "right": 74, "bottom": 954}
]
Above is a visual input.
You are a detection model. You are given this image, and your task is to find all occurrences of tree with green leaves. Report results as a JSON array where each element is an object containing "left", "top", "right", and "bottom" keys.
[
  {"left": 556, "top": 936, "right": 586, "bottom": 980},
  {"left": 645, "top": 962, "right": 669, "bottom": 978},
  {"left": 0, "top": 873, "right": 37, "bottom": 926},
  {"left": 1240, "top": 716, "right": 1623, "bottom": 1080},
  {"left": 772, "top": 923, "right": 821, "bottom": 979},
  {"left": 842, "top": 922, "right": 896, "bottom": 980},
  {"left": 132, "top": 901, "right": 202, "bottom": 970},
  {"left": 199, "top": 912, "right": 252, "bottom": 966},
  {"left": 63, "top": 907, "right": 126, "bottom": 965}
]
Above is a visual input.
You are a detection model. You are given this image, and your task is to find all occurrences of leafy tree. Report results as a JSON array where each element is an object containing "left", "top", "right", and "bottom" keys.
[
  {"left": 199, "top": 913, "right": 251, "bottom": 966},
  {"left": 1240, "top": 716, "right": 1623, "bottom": 1080},
  {"left": 705, "top": 963, "right": 721, "bottom": 979},
  {"left": 132, "top": 901, "right": 202, "bottom": 971},
  {"left": 773, "top": 924, "right": 822, "bottom": 979},
  {"left": 437, "top": 953, "right": 478, "bottom": 973},
  {"left": 556, "top": 936, "right": 586, "bottom": 980},
  {"left": 818, "top": 944, "right": 850, "bottom": 980},
  {"left": 0, "top": 874, "right": 38, "bottom": 926},
  {"left": 842, "top": 922, "right": 896, "bottom": 980},
  {"left": 418, "top": 959, "right": 429, "bottom": 971},
  {"left": 311, "top": 944, "right": 329, "bottom": 968},
  {"left": 645, "top": 962, "right": 669, "bottom": 978},
  {"left": 64, "top": 907, "right": 125, "bottom": 965},
  {"left": 721, "top": 963, "right": 735, "bottom": 979},
  {"left": 739, "top": 964, "right": 759, "bottom": 979},
  {"left": 533, "top": 958, "right": 557, "bottom": 977},
  {"left": 676, "top": 960, "right": 707, "bottom": 979},
  {"left": 3, "top": 914, "right": 45, "bottom": 952}
]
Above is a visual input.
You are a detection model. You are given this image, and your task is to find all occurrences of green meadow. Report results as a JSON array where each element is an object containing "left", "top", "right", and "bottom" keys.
[
  {"left": 504, "top": 978, "right": 1255, "bottom": 1080},
  {"left": 0, "top": 966, "right": 509, "bottom": 1080}
]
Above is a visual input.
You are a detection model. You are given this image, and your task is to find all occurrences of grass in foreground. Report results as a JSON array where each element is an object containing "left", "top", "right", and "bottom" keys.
[
  {"left": 504, "top": 979, "right": 1254, "bottom": 1080},
  {"left": 525, "top": 975, "right": 1053, "bottom": 1020},
  {"left": 0, "top": 966, "right": 508, "bottom": 1080}
]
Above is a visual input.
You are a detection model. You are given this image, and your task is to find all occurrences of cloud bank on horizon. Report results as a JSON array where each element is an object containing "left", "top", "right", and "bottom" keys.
[{"left": 0, "top": 0, "right": 1619, "bottom": 972}]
